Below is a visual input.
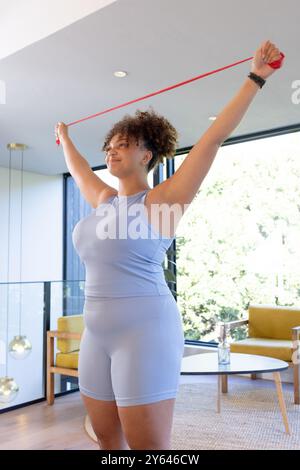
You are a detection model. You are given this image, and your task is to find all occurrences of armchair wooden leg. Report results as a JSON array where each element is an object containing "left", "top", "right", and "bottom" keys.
[
  {"left": 221, "top": 374, "right": 228, "bottom": 393},
  {"left": 47, "top": 332, "right": 55, "bottom": 405},
  {"left": 293, "top": 363, "right": 300, "bottom": 405},
  {"left": 47, "top": 372, "right": 54, "bottom": 405}
]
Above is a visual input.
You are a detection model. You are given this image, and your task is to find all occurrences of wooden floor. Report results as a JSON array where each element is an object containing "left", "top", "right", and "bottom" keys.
[
  {"left": 0, "top": 392, "right": 98, "bottom": 450},
  {"left": 0, "top": 376, "right": 207, "bottom": 450}
]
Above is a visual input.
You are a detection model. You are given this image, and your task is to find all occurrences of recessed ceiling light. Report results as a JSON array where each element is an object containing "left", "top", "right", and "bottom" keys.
[
  {"left": 113, "top": 71, "right": 128, "bottom": 78},
  {"left": 209, "top": 116, "right": 217, "bottom": 121}
]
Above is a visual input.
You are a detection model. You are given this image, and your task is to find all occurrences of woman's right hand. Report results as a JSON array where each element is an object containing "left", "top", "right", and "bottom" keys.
[
  {"left": 55, "top": 122, "right": 69, "bottom": 143},
  {"left": 251, "top": 40, "right": 282, "bottom": 79}
]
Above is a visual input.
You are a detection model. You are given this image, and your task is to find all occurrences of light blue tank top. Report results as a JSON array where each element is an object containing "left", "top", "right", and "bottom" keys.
[{"left": 72, "top": 189, "right": 175, "bottom": 298}]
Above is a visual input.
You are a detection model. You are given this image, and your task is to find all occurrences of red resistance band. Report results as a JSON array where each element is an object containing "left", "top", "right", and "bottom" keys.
[{"left": 56, "top": 52, "right": 284, "bottom": 145}]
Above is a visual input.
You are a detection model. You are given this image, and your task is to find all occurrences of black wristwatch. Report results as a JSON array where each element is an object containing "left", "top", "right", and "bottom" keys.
[{"left": 248, "top": 72, "right": 266, "bottom": 88}]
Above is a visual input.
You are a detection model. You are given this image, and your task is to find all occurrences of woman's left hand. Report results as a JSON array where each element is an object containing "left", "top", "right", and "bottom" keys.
[{"left": 251, "top": 40, "right": 282, "bottom": 79}]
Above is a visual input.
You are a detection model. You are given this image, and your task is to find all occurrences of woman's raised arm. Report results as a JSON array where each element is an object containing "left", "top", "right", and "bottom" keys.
[
  {"left": 55, "top": 122, "right": 117, "bottom": 208},
  {"left": 158, "top": 40, "right": 283, "bottom": 207}
]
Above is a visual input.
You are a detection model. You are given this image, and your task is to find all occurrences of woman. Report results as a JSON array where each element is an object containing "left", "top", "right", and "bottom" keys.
[{"left": 55, "top": 40, "right": 282, "bottom": 450}]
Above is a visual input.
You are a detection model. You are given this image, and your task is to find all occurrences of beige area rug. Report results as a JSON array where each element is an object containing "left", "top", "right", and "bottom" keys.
[{"left": 171, "top": 380, "right": 300, "bottom": 450}]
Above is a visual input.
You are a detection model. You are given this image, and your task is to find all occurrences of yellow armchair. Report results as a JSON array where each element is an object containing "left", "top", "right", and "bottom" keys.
[
  {"left": 47, "top": 315, "right": 84, "bottom": 405},
  {"left": 225, "top": 305, "right": 300, "bottom": 404}
]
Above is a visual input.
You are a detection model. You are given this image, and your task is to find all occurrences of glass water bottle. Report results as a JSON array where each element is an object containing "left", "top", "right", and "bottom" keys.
[{"left": 218, "top": 322, "right": 231, "bottom": 365}]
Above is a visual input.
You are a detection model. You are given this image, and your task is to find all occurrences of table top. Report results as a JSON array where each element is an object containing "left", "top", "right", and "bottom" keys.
[{"left": 181, "top": 352, "right": 289, "bottom": 375}]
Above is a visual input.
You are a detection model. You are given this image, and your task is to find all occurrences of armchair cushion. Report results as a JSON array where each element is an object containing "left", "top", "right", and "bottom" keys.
[
  {"left": 230, "top": 337, "right": 293, "bottom": 362},
  {"left": 57, "top": 315, "right": 84, "bottom": 353},
  {"left": 248, "top": 305, "right": 300, "bottom": 340},
  {"left": 56, "top": 351, "right": 79, "bottom": 369}
]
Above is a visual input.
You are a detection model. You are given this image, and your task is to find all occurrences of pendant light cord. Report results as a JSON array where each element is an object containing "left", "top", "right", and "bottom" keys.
[
  {"left": 18, "top": 151, "right": 24, "bottom": 335},
  {"left": 6, "top": 149, "right": 12, "bottom": 376}
]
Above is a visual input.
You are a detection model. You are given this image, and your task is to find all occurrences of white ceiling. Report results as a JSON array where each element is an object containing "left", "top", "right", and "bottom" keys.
[
  {"left": 0, "top": 0, "right": 117, "bottom": 60},
  {"left": 0, "top": 0, "right": 299, "bottom": 175}
]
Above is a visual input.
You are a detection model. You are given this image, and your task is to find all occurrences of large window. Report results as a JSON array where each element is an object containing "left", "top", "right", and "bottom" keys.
[{"left": 174, "top": 131, "right": 300, "bottom": 343}]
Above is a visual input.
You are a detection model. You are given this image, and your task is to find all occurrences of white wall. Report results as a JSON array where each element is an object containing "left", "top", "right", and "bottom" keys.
[{"left": 0, "top": 166, "right": 63, "bottom": 282}]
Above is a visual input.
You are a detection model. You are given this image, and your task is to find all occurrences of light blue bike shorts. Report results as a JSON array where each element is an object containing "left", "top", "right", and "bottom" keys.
[{"left": 78, "top": 293, "right": 185, "bottom": 407}]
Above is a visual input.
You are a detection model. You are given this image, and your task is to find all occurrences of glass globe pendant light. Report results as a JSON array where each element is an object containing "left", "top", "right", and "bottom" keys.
[
  {"left": 6, "top": 144, "right": 32, "bottom": 361},
  {"left": 0, "top": 377, "right": 19, "bottom": 404},
  {"left": 9, "top": 335, "right": 32, "bottom": 360}
]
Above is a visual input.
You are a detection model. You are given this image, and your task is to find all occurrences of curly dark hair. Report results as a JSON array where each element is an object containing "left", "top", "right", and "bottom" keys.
[{"left": 102, "top": 107, "right": 178, "bottom": 173}]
